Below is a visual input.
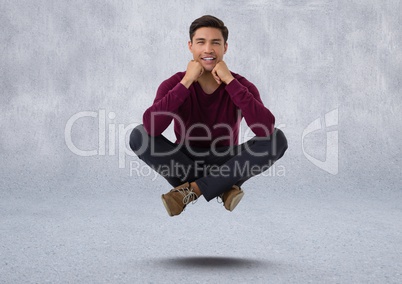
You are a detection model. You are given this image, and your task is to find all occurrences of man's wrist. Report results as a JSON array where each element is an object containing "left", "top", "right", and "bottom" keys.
[
  {"left": 224, "top": 75, "right": 235, "bottom": 85},
  {"left": 180, "top": 77, "right": 193, "bottom": 89}
]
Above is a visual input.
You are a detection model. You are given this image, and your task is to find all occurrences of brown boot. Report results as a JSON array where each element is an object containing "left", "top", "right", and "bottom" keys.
[
  {"left": 161, "top": 182, "right": 198, "bottom": 217},
  {"left": 219, "top": 185, "right": 244, "bottom": 211}
]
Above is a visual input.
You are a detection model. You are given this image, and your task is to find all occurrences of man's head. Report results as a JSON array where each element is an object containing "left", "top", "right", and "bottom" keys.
[
  {"left": 188, "top": 15, "right": 229, "bottom": 72},
  {"left": 189, "top": 15, "right": 229, "bottom": 44}
]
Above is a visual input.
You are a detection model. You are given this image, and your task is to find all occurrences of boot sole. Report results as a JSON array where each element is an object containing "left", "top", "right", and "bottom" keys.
[
  {"left": 161, "top": 195, "right": 174, "bottom": 217},
  {"left": 228, "top": 191, "right": 244, "bottom": 211}
]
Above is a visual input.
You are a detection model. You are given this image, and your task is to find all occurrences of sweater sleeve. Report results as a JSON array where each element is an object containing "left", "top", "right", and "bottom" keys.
[
  {"left": 225, "top": 78, "right": 275, "bottom": 136},
  {"left": 143, "top": 74, "right": 190, "bottom": 136}
]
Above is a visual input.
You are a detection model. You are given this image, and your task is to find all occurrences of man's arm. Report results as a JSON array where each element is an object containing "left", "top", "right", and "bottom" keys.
[
  {"left": 212, "top": 61, "right": 275, "bottom": 136},
  {"left": 142, "top": 75, "right": 190, "bottom": 136},
  {"left": 226, "top": 78, "right": 275, "bottom": 136},
  {"left": 142, "top": 61, "right": 204, "bottom": 136}
]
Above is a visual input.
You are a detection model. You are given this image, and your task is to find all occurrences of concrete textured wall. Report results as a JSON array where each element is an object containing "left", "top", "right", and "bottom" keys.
[{"left": 1, "top": 0, "right": 401, "bottom": 191}]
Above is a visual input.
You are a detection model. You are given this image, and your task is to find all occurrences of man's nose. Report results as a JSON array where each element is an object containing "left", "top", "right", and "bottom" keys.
[{"left": 204, "top": 43, "right": 214, "bottom": 53}]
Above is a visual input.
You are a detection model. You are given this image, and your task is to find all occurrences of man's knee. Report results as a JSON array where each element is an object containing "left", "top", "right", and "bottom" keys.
[
  {"left": 250, "top": 128, "right": 288, "bottom": 157},
  {"left": 129, "top": 124, "right": 149, "bottom": 154},
  {"left": 273, "top": 128, "right": 288, "bottom": 158}
]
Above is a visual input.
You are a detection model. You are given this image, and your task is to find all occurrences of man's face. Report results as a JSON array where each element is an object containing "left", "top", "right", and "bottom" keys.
[{"left": 188, "top": 27, "right": 228, "bottom": 72}]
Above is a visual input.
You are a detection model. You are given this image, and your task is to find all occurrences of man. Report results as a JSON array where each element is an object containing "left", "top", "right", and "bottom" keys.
[{"left": 130, "top": 15, "right": 288, "bottom": 217}]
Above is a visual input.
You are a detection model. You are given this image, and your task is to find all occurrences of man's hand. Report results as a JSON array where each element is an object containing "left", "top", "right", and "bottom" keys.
[
  {"left": 181, "top": 60, "right": 204, "bottom": 89},
  {"left": 211, "top": 61, "right": 235, "bottom": 85}
]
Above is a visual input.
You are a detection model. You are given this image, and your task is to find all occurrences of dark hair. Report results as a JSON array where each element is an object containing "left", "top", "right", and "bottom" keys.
[{"left": 189, "top": 15, "right": 229, "bottom": 43}]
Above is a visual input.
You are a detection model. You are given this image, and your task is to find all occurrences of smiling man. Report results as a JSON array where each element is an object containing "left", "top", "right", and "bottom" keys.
[{"left": 130, "top": 15, "right": 288, "bottom": 217}]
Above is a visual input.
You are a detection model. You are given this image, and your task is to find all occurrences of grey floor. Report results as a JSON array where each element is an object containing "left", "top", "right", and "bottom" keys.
[{"left": 1, "top": 165, "right": 401, "bottom": 284}]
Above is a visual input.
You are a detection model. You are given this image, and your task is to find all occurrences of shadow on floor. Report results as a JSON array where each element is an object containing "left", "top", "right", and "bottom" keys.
[{"left": 154, "top": 256, "right": 274, "bottom": 270}]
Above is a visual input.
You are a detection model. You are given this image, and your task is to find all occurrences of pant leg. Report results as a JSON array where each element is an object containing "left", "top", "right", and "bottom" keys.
[
  {"left": 130, "top": 124, "right": 203, "bottom": 187},
  {"left": 196, "top": 128, "right": 288, "bottom": 201}
]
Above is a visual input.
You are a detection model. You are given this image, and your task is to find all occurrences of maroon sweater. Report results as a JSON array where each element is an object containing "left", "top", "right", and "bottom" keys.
[{"left": 143, "top": 71, "right": 275, "bottom": 148}]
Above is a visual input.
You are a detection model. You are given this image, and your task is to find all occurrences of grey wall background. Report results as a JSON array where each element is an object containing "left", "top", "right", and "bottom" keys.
[
  {"left": 1, "top": 1, "right": 402, "bottom": 282},
  {"left": 1, "top": 0, "right": 400, "bottom": 191}
]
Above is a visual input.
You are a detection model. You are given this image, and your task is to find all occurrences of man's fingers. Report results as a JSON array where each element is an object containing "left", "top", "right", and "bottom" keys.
[
  {"left": 211, "top": 67, "right": 221, "bottom": 84},
  {"left": 211, "top": 67, "right": 218, "bottom": 77},
  {"left": 213, "top": 74, "right": 221, "bottom": 85}
]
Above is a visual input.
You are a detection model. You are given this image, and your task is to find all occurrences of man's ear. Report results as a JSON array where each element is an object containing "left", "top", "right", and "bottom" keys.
[
  {"left": 224, "top": 42, "right": 228, "bottom": 54},
  {"left": 188, "top": 40, "right": 193, "bottom": 51}
]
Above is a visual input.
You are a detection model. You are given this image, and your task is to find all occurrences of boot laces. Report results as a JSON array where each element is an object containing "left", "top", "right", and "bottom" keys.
[{"left": 176, "top": 185, "right": 198, "bottom": 205}]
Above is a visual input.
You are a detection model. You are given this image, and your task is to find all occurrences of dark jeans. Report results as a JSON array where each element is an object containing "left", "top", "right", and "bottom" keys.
[{"left": 129, "top": 124, "right": 288, "bottom": 201}]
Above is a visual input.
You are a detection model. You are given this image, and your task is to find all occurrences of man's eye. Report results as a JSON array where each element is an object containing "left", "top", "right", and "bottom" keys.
[
  {"left": 197, "top": 42, "right": 204, "bottom": 44},
  {"left": 213, "top": 42, "right": 220, "bottom": 45}
]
